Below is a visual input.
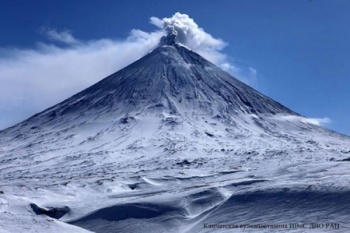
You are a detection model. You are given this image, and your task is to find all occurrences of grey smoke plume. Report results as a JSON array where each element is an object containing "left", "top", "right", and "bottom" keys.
[{"left": 150, "top": 13, "right": 228, "bottom": 67}]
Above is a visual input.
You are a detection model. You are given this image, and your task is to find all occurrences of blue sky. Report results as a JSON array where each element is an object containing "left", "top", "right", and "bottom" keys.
[{"left": 0, "top": 0, "right": 349, "bottom": 135}]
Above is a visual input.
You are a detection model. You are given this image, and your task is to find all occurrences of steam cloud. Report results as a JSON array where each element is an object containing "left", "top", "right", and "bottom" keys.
[{"left": 150, "top": 13, "right": 227, "bottom": 68}]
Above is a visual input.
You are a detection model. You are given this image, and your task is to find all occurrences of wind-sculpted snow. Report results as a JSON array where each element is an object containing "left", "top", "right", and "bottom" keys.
[
  {"left": 1, "top": 39, "right": 350, "bottom": 232},
  {"left": 66, "top": 187, "right": 350, "bottom": 233}
]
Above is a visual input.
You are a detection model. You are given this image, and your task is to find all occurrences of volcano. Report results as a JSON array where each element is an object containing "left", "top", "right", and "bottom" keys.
[{"left": 1, "top": 30, "right": 350, "bottom": 233}]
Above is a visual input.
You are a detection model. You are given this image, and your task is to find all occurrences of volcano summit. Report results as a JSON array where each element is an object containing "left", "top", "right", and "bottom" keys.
[{"left": 1, "top": 20, "right": 350, "bottom": 233}]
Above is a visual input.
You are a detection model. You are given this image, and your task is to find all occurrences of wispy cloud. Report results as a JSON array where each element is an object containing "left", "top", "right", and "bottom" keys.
[
  {"left": 276, "top": 115, "right": 331, "bottom": 126},
  {"left": 41, "top": 28, "right": 80, "bottom": 44},
  {"left": 0, "top": 29, "right": 162, "bottom": 129},
  {"left": 305, "top": 117, "right": 331, "bottom": 126}
]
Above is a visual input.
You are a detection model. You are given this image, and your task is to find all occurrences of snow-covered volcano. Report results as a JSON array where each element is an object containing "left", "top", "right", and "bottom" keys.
[
  {"left": 1, "top": 32, "right": 350, "bottom": 233},
  {"left": 6, "top": 32, "right": 297, "bottom": 127}
]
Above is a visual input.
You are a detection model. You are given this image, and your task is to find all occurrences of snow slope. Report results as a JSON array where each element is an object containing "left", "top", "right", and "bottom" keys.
[{"left": 1, "top": 33, "right": 350, "bottom": 233}]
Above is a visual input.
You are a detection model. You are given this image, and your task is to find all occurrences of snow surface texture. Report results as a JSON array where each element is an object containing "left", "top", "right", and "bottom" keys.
[{"left": 1, "top": 33, "right": 350, "bottom": 233}]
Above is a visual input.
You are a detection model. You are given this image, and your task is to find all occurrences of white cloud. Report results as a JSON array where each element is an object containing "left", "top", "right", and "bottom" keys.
[
  {"left": 305, "top": 117, "right": 331, "bottom": 126},
  {"left": 0, "top": 12, "right": 257, "bottom": 130},
  {"left": 247, "top": 66, "right": 258, "bottom": 86},
  {"left": 220, "top": 64, "right": 258, "bottom": 87},
  {"left": 42, "top": 28, "right": 80, "bottom": 44},
  {"left": 249, "top": 67, "right": 257, "bottom": 77},
  {"left": 0, "top": 29, "right": 163, "bottom": 130},
  {"left": 277, "top": 115, "right": 331, "bottom": 126}
]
